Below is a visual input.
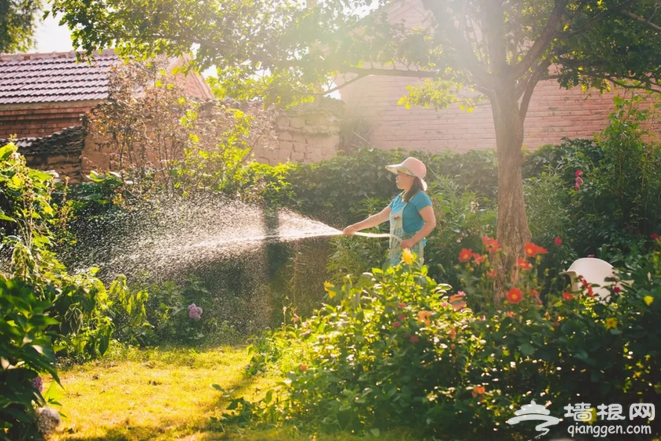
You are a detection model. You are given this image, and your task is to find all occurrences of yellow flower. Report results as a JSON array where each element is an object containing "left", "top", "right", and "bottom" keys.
[
  {"left": 324, "top": 281, "right": 336, "bottom": 299},
  {"left": 401, "top": 248, "right": 414, "bottom": 265},
  {"left": 644, "top": 295, "right": 654, "bottom": 306},
  {"left": 605, "top": 318, "right": 618, "bottom": 330}
]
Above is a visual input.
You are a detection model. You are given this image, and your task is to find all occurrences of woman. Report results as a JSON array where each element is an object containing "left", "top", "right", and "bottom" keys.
[{"left": 343, "top": 157, "right": 437, "bottom": 265}]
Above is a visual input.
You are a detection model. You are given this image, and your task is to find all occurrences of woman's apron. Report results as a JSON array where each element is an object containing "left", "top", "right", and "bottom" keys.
[{"left": 388, "top": 202, "right": 424, "bottom": 266}]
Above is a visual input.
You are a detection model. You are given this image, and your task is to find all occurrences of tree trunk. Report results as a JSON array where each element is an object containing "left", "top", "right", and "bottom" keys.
[{"left": 490, "top": 84, "right": 532, "bottom": 300}]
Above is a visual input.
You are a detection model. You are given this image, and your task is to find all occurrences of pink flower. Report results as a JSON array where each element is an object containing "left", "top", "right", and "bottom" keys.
[
  {"left": 554, "top": 237, "right": 562, "bottom": 246},
  {"left": 575, "top": 170, "right": 583, "bottom": 177},
  {"left": 652, "top": 234, "right": 660, "bottom": 240},
  {"left": 574, "top": 184, "right": 580, "bottom": 191},
  {"left": 188, "top": 303, "right": 203, "bottom": 321},
  {"left": 393, "top": 321, "right": 401, "bottom": 328},
  {"left": 410, "top": 336, "right": 420, "bottom": 343},
  {"left": 575, "top": 176, "right": 584, "bottom": 186},
  {"left": 31, "top": 376, "right": 43, "bottom": 393}
]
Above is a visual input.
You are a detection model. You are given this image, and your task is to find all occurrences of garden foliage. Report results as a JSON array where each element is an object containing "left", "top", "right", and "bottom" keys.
[{"left": 228, "top": 241, "right": 660, "bottom": 440}]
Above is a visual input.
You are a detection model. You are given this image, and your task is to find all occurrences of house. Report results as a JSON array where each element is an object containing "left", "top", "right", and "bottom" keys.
[
  {"left": 0, "top": 50, "right": 213, "bottom": 182},
  {"left": 337, "top": 0, "right": 657, "bottom": 153},
  {"left": 0, "top": 51, "right": 345, "bottom": 181}
]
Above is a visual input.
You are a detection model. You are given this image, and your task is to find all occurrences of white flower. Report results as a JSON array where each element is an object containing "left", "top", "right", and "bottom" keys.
[{"left": 36, "top": 407, "right": 61, "bottom": 434}]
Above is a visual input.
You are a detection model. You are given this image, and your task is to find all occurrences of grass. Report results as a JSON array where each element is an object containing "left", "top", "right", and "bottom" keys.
[{"left": 45, "top": 344, "right": 420, "bottom": 441}]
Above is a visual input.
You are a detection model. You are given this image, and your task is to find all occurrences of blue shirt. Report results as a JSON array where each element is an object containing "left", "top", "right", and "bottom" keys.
[{"left": 388, "top": 191, "right": 433, "bottom": 234}]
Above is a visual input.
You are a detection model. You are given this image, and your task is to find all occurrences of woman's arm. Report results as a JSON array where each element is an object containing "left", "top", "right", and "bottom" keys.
[
  {"left": 400, "top": 205, "right": 437, "bottom": 249},
  {"left": 343, "top": 206, "right": 392, "bottom": 235}
]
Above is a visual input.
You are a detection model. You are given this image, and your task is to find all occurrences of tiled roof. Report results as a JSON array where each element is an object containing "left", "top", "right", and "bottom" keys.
[
  {"left": 2, "top": 126, "right": 86, "bottom": 156},
  {"left": 0, "top": 51, "right": 118, "bottom": 105}
]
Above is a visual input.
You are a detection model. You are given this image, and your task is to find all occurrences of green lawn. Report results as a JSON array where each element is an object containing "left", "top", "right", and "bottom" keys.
[{"left": 46, "top": 345, "right": 419, "bottom": 441}]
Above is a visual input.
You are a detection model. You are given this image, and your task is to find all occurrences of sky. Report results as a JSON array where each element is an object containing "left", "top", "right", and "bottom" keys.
[{"left": 33, "top": 15, "right": 73, "bottom": 53}]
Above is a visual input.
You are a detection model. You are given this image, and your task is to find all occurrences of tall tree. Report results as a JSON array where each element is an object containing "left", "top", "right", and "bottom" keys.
[
  {"left": 52, "top": 0, "right": 661, "bottom": 272},
  {"left": 0, "top": 0, "right": 43, "bottom": 53}
]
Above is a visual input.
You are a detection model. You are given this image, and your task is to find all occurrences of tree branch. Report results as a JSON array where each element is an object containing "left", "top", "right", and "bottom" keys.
[
  {"left": 317, "top": 73, "right": 367, "bottom": 95},
  {"left": 621, "top": 10, "right": 661, "bottom": 32},
  {"left": 519, "top": 59, "right": 551, "bottom": 121},
  {"left": 510, "top": 0, "right": 568, "bottom": 80}
]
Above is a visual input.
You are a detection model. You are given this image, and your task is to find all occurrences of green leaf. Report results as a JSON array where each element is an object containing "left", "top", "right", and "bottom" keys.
[
  {"left": 519, "top": 343, "right": 535, "bottom": 356},
  {"left": 0, "top": 143, "right": 17, "bottom": 160}
]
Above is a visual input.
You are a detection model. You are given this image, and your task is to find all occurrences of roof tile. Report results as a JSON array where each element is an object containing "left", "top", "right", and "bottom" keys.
[{"left": 0, "top": 51, "right": 118, "bottom": 105}]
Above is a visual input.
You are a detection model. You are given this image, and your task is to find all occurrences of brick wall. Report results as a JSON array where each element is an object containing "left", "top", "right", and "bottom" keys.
[
  {"left": 339, "top": 71, "right": 660, "bottom": 154},
  {"left": 0, "top": 100, "right": 101, "bottom": 139},
  {"left": 338, "top": 0, "right": 661, "bottom": 153}
]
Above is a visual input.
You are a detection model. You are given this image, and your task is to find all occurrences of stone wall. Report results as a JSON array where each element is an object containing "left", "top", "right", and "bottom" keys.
[{"left": 252, "top": 99, "right": 344, "bottom": 165}]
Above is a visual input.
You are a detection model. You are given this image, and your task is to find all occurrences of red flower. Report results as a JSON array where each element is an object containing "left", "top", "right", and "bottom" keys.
[
  {"left": 472, "top": 253, "right": 486, "bottom": 264},
  {"left": 393, "top": 321, "right": 401, "bottom": 328},
  {"left": 398, "top": 314, "right": 406, "bottom": 321},
  {"left": 486, "top": 269, "right": 497, "bottom": 278},
  {"left": 517, "top": 258, "right": 532, "bottom": 270},
  {"left": 449, "top": 292, "right": 467, "bottom": 310},
  {"left": 562, "top": 291, "right": 574, "bottom": 301},
  {"left": 398, "top": 302, "right": 406, "bottom": 308},
  {"left": 525, "top": 243, "right": 548, "bottom": 257},
  {"left": 613, "top": 286, "right": 622, "bottom": 294},
  {"left": 575, "top": 176, "right": 584, "bottom": 186},
  {"left": 529, "top": 289, "right": 540, "bottom": 298},
  {"left": 472, "top": 385, "right": 486, "bottom": 396},
  {"left": 652, "top": 234, "right": 660, "bottom": 240},
  {"left": 410, "top": 336, "right": 420, "bottom": 343},
  {"left": 553, "top": 321, "right": 560, "bottom": 327},
  {"left": 586, "top": 285, "right": 594, "bottom": 298},
  {"left": 459, "top": 248, "right": 473, "bottom": 262},
  {"left": 554, "top": 236, "right": 562, "bottom": 246},
  {"left": 448, "top": 328, "right": 457, "bottom": 340},
  {"left": 482, "top": 236, "right": 501, "bottom": 253},
  {"left": 507, "top": 287, "right": 523, "bottom": 304},
  {"left": 575, "top": 170, "right": 583, "bottom": 177}
]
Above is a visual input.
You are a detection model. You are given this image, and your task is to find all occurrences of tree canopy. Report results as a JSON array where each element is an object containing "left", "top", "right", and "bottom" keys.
[
  {"left": 50, "top": 0, "right": 661, "bottom": 277},
  {"left": 0, "top": 0, "right": 43, "bottom": 53}
]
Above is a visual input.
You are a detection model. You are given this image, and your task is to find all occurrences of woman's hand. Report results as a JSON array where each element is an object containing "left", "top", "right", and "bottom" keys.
[
  {"left": 343, "top": 225, "right": 359, "bottom": 235},
  {"left": 400, "top": 238, "right": 416, "bottom": 249}
]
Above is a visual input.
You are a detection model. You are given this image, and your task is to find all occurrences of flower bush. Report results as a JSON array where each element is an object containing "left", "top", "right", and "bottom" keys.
[{"left": 223, "top": 241, "right": 661, "bottom": 440}]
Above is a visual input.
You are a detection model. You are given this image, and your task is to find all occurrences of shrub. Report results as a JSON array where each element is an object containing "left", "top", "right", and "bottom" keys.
[
  {"left": 225, "top": 242, "right": 660, "bottom": 440},
  {"left": 0, "top": 144, "right": 145, "bottom": 361},
  {"left": 0, "top": 277, "right": 59, "bottom": 440}
]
